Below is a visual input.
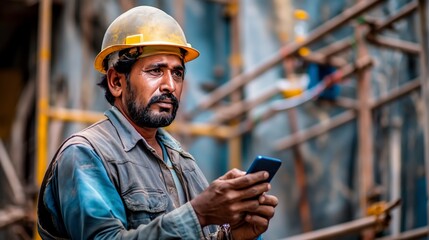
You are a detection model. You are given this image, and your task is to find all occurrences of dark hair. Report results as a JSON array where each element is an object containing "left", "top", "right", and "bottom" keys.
[
  {"left": 97, "top": 51, "right": 138, "bottom": 105},
  {"left": 97, "top": 48, "right": 187, "bottom": 105}
]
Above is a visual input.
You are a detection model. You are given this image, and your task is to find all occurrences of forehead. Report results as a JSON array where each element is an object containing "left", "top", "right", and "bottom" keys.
[{"left": 137, "top": 54, "right": 184, "bottom": 67}]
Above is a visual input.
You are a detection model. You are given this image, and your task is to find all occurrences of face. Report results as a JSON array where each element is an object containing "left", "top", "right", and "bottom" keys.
[{"left": 123, "top": 54, "right": 185, "bottom": 128}]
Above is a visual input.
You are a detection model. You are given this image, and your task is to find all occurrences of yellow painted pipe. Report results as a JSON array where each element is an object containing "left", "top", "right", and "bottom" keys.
[
  {"left": 48, "top": 108, "right": 105, "bottom": 123},
  {"left": 166, "top": 122, "right": 232, "bottom": 139},
  {"left": 35, "top": 0, "right": 52, "bottom": 238},
  {"left": 47, "top": 107, "right": 231, "bottom": 139},
  {"left": 35, "top": 0, "right": 52, "bottom": 187},
  {"left": 36, "top": 100, "right": 49, "bottom": 186}
]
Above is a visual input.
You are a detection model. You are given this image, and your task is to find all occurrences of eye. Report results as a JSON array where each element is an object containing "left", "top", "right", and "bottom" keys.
[
  {"left": 172, "top": 69, "right": 184, "bottom": 79},
  {"left": 146, "top": 68, "right": 162, "bottom": 76}
]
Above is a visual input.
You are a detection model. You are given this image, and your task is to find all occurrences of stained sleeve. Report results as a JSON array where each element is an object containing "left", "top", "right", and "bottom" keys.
[{"left": 53, "top": 143, "right": 204, "bottom": 239}]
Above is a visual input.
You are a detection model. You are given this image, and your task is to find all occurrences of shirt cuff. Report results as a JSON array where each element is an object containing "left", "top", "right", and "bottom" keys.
[{"left": 168, "top": 202, "right": 204, "bottom": 239}]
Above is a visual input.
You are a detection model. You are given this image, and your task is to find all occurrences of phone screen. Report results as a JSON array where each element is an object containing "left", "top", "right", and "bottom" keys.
[{"left": 246, "top": 155, "right": 282, "bottom": 182}]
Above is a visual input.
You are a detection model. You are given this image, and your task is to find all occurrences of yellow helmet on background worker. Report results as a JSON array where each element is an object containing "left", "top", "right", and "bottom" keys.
[{"left": 94, "top": 6, "right": 200, "bottom": 74}]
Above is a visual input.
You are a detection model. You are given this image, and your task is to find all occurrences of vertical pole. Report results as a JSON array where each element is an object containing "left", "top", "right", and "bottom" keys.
[
  {"left": 417, "top": 0, "right": 429, "bottom": 227},
  {"left": 355, "top": 0, "right": 374, "bottom": 238},
  {"left": 274, "top": 0, "right": 312, "bottom": 231},
  {"left": 289, "top": 109, "right": 312, "bottom": 232},
  {"left": 173, "top": 0, "right": 185, "bottom": 27},
  {"left": 35, "top": 1, "right": 52, "bottom": 239},
  {"left": 36, "top": 0, "right": 52, "bottom": 186},
  {"left": 389, "top": 118, "right": 402, "bottom": 236},
  {"left": 228, "top": 0, "right": 243, "bottom": 169},
  {"left": 283, "top": 58, "right": 313, "bottom": 232}
]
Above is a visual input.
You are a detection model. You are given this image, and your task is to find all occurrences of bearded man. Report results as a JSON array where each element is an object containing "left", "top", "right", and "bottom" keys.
[{"left": 37, "top": 6, "right": 278, "bottom": 240}]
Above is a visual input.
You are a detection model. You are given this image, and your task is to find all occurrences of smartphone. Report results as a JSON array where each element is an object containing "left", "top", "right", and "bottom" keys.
[{"left": 246, "top": 155, "right": 282, "bottom": 183}]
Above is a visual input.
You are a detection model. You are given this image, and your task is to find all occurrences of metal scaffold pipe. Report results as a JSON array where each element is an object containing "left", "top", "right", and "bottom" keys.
[
  {"left": 36, "top": 0, "right": 52, "bottom": 186},
  {"left": 417, "top": 0, "right": 429, "bottom": 229},
  {"left": 280, "top": 200, "right": 401, "bottom": 240},
  {"left": 280, "top": 214, "right": 386, "bottom": 240}
]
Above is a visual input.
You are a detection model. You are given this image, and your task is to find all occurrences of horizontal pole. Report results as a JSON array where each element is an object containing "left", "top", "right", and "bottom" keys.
[
  {"left": 370, "top": 78, "right": 420, "bottom": 109},
  {"left": 281, "top": 214, "right": 386, "bottom": 240},
  {"left": 332, "top": 97, "right": 359, "bottom": 110},
  {"left": 316, "top": 37, "right": 354, "bottom": 57},
  {"left": 166, "top": 121, "right": 232, "bottom": 139},
  {"left": 212, "top": 87, "right": 280, "bottom": 124},
  {"left": 367, "top": 35, "right": 421, "bottom": 54},
  {"left": 48, "top": 107, "right": 105, "bottom": 123},
  {"left": 274, "top": 110, "right": 356, "bottom": 151},
  {"left": 376, "top": 227, "right": 429, "bottom": 240},
  {"left": 48, "top": 107, "right": 231, "bottom": 139},
  {"left": 373, "top": 1, "right": 418, "bottom": 32},
  {"left": 302, "top": 52, "right": 347, "bottom": 68}
]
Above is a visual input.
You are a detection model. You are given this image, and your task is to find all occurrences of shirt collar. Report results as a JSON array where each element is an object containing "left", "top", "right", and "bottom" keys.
[
  {"left": 156, "top": 128, "right": 183, "bottom": 151},
  {"left": 104, "top": 106, "right": 184, "bottom": 153},
  {"left": 104, "top": 106, "right": 144, "bottom": 151}
]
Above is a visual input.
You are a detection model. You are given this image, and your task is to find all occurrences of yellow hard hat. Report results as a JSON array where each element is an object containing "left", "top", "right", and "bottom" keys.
[{"left": 94, "top": 6, "right": 200, "bottom": 73}]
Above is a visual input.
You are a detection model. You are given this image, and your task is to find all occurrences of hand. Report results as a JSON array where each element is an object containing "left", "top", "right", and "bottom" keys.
[
  {"left": 190, "top": 168, "right": 271, "bottom": 227},
  {"left": 231, "top": 194, "right": 278, "bottom": 240}
]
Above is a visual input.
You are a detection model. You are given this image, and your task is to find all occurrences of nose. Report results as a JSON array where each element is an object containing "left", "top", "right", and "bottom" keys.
[{"left": 159, "top": 71, "right": 176, "bottom": 93}]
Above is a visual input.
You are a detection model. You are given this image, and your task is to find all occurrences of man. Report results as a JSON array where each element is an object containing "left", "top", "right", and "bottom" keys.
[{"left": 37, "top": 6, "right": 278, "bottom": 239}]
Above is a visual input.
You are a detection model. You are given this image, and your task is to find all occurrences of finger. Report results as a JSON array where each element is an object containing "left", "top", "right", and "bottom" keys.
[
  {"left": 258, "top": 194, "right": 278, "bottom": 207},
  {"left": 226, "top": 182, "right": 271, "bottom": 201},
  {"left": 219, "top": 168, "right": 246, "bottom": 180},
  {"left": 216, "top": 186, "right": 268, "bottom": 209},
  {"left": 245, "top": 214, "right": 270, "bottom": 229},
  {"left": 228, "top": 171, "right": 269, "bottom": 189},
  {"left": 241, "top": 182, "right": 271, "bottom": 200},
  {"left": 240, "top": 198, "right": 262, "bottom": 212},
  {"left": 246, "top": 205, "right": 276, "bottom": 219}
]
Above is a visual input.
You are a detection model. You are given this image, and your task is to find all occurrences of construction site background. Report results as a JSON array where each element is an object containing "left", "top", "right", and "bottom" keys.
[{"left": 0, "top": 0, "right": 428, "bottom": 239}]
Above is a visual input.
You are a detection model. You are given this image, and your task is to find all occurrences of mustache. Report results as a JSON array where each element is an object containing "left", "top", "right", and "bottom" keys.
[{"left": 148, "top": 93, "right": 179, "bottom": 107}]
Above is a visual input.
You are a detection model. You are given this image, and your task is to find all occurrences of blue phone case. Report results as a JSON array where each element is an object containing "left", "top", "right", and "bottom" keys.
[{"left": 246, "top": 155, "right": 282, "bottom": 182}]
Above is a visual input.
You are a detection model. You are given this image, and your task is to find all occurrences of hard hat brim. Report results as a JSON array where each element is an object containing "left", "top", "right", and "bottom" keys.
[{"left": 94, "top": 42, "right": 200, "bottom": 74}]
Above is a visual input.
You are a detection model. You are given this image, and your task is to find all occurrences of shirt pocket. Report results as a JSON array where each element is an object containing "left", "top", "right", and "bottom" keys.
[{"left": 122, "top": 188, "right": 168, "bottom": 229}]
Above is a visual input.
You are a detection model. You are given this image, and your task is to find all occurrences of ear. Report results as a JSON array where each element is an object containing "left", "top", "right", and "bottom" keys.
[{"left": 107, "top": 68, "right": 125, "bottom": 98}]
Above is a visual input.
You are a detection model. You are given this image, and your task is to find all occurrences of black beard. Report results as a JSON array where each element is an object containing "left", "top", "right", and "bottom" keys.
[{"left": 126, "top": 91, "right": 179, "bottom": 128}]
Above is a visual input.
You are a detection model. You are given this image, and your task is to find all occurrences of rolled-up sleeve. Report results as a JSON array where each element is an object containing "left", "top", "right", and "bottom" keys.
[{"left": 52, "top": 143, "right": 203, "bottom": 239}]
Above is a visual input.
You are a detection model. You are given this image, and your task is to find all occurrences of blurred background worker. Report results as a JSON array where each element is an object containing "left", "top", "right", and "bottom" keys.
[{"left": 37, "top": 6, "right": 278, "bottom": 240}]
